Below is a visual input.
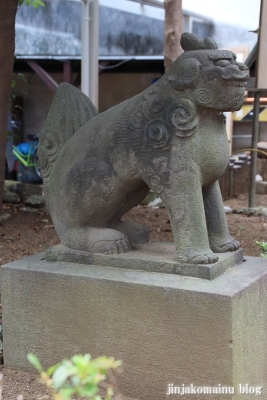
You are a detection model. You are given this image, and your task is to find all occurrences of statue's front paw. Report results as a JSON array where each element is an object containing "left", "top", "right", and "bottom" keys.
[
  {"left": 91, "top": 237, "right": 130, "bottom": 254},
  {"left": 177, "top": 250, "right": 218, "bottom": 265},
  {"left": 210, "top": 238, "right": 240, "bottom": 253}
]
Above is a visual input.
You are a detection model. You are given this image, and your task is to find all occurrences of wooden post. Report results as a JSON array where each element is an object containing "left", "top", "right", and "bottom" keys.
[
  {"left": 63, "top": 61, "right": 72, "bottom": 84},
  {"left": 0, "top": 0, "right": 18, "bottom": 219},
  {"left": 164, "top": 0, "right": 183, "bottom": 71}
]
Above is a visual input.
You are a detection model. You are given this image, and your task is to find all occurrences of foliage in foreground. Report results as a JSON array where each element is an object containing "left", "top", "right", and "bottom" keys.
[
  {"left": 28, "top": 353, "right": 122, "bottom": 400},
  {"left": 254, "top": 240, "right": 267, "bottom": 258},
  {"left": 18, "top": 0, "right": 45, "bottom": 8}
]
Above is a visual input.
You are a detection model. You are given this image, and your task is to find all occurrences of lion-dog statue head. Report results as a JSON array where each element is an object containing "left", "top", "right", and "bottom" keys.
[{"left": 168, "top": 32, "right": 249, "bottom": 112}]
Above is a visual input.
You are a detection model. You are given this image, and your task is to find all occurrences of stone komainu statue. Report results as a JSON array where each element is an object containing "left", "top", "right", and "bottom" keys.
[{"left": 38, "top": 32, "right": 249, "bottom": 265}]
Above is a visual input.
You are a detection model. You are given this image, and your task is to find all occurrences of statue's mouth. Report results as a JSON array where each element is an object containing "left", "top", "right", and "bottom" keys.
[
  {"left": 204, "top": 70, "right": 249, "bottom": 88},
  {"left": 222, "top": 79, "right": 248, "bottom": 87},
  {"left": 221, "top": 69, "right": 249, "bottom": 86}
]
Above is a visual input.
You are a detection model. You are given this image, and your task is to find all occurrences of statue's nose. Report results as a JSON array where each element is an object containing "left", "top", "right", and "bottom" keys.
[
  {"left": 236, "top": 62, "right": 249, "bottom": 71},
  {"left": 221, "top": 63, "right": 249, "bottom": 80}
]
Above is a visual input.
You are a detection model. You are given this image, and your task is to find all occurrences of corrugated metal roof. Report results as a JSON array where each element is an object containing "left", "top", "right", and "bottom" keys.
[
  {"left": 15, "top": 0, "right": 212, "bottom": 59},
  {"left": 15, "top": 1, "right": 164, "bottom": 58}
]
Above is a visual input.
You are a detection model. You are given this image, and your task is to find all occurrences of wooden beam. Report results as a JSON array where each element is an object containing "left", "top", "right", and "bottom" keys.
[
  {"left": 26, "top": 60, "right": 59, "bottom": 92},
  {"left": 164, "top": 0, "right": 183, "bottom": 71},
  {"left": 63, "top": 61, "right": 72, "bottom": 84}
]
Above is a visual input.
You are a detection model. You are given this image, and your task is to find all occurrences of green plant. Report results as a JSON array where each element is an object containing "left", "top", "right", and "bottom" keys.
[
  {"left": 28, "top": 353, "right": 122, "bottom": 400},
  {"left": 0, "top": 0, "right": 45, "bottom": 220},
  {"left": 254, "top": 240, "right": 267, "bottom": 258},
  {"left": 18, "top": 0, "right": 45, "bottom": 8}
]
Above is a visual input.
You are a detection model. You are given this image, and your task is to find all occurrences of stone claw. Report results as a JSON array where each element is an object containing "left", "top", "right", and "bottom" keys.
[
  {"left": 210, "top": 239, "right": 240, "bottom": 253},
  {"left": 177, "top": 250, "right": 218, "bottom": 265}
]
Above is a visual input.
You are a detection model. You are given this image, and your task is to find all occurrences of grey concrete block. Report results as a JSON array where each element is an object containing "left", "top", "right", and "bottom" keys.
[
  {"left": 24, "top": 195, "right": 46, "bottom": 208},
  {"left": 5, "top": 181, "right": 43, "bottom": 203},
  {"left": 3, "top": 187, "right": 21, "bottom": 204},
  {"left": 256, "top": 181, "right": 267, "bottom": 195},
  {"left": 1, "top": 254, "right": 267, "bottom": 399}
]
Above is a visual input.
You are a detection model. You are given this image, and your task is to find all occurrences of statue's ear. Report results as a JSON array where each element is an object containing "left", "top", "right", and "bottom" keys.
[{"left": 168, "top": 58, "right": 201, "bottom": 90}]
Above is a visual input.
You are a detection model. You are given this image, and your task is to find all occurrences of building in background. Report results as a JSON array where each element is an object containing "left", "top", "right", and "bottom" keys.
[{"left": 13, "top": 0, "right": 259, "bottom": 143}]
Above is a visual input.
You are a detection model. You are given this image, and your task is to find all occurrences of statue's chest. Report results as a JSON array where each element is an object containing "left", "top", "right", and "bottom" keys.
[{"left": 197, "top": 121, "right": 230, "bottom": 185}]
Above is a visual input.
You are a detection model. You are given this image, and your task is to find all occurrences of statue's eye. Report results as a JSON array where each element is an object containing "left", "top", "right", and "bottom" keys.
[{"left": 215, "top": 59, "right": 231, "bottom": 67}]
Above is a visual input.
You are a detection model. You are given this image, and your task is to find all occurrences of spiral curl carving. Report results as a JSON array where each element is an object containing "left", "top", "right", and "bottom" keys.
[
  {"left": 141, "top": 166, "right": 163, "bottom": 195},
  {"left": 130, "top": 105, "right": 145, "bottom": 129},
  {"left": 143, "top": 93, "right": 166, "bottom": 120},
  {"left": 145, "top": 122, "right": 170, "bottom": 150},
  {"left": 231, "top": 95, "right": 243, "bottom": 110},
  {"left": 149, "top": 94, "right": 165, "bottom": 114},
  {"left": 38, "top": 132, "right": 59, "bottom": 181},
  {"left": 196, "top": 89, "right": 210, "bottom": 104},
  {"left": 169, "top": 98, "right": 199, "bottom": 138}
]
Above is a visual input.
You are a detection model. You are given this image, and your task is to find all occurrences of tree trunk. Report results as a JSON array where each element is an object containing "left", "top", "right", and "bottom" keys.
[
  {"left": 0, "top": 0, "right": 18, "bottom": 217},
  {"left": 164, "top": 0, "right": 183, "bottom": 72}
]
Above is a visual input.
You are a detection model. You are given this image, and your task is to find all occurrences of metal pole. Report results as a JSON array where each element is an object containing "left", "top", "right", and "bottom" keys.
[
  {"left": 81, "top": 0, "right": 90, "bottom": 97},
  {"left": 89, "top": 0, "right": 99, "bottom": 108},
  {"left": 248, "top": 91, "right": 260, "bottom": 208},
  {"left": 81, "top": 0, "right": 99, "bottom": 108}
]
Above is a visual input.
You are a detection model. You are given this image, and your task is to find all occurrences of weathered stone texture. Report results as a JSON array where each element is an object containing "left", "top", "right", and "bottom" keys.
[
  {"left": 1, "top": 254, "right": 267, "bottom": 399},
  {"left": 38, "top": 32, "right": 249, "bottom": 266}
]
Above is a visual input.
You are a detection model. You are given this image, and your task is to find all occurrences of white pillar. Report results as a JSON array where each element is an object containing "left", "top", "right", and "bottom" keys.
[
  {"left": 89, "top": 0, "right": 99, "bottom": 108},
  {"left": 257, "top": 0, "right": 267, "bottom": 89},
  {"left": 81, "top": 0, "right": 99, "bottom": 108}
]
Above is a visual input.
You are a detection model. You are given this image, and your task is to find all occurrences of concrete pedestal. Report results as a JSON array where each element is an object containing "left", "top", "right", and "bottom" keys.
[{"left": 1, "top": 252, "right": 267, "bottom": 399}]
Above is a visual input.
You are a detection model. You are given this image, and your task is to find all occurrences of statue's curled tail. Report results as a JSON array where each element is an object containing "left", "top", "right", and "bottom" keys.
[{"left": 38, "top": 83, "right": 98, "bottom": 209}]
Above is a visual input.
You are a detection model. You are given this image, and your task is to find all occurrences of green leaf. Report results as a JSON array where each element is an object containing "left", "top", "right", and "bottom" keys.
[
  {"left": 52, "top": 364, "right": 76, "bottom": 390},
  {"left": 6, "top": 131, "right": 13, "bottom": 141},
  {"left": 46, "top": 363, "right": 61, "bottom": 377},
  {"left": 11, "top": 80, "right": 16, "bottom": 88},
  {"left": 255, "top": 240, "right": 267, "bottom": 256},
  {"left": 71, "top": 354, "right": 86, "bottom": 367},
  {"left": 15, "top": 105, "right": 24, "bottom": 112},
  {"left": 27, "top": 353, "right": 43, "bottom": 373},
  {"left": 58, "top": 387, "right": 74, "bottom": 400},
  {"left": 19, "top": 0, "right": 45, "bottom": 7},
  {"left": 70, "top": 375, "right": 80, "bottom": 388},
  {"left": 105, "top": 387, "right": 114, "bottom": 400},
  {"left": 17, "top": 73, "right": 28, "bottom": 83},
  {"left": 20, "top": 90, "right": 28, "bottom": 99},
  {"left": 78, "top": 382, "right": 99, "bottom": 397}
]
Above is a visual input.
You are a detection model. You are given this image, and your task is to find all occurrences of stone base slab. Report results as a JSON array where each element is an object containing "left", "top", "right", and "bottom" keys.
[
  {"left": 1, "top": 253, "right": 267, "bottom": 399},
  {"left": 45, "top": 242, "right": 244, "bottom": 280}
]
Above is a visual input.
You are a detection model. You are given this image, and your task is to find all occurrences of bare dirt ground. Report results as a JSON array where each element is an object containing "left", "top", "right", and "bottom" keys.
[
  {"left": 0, "top": 193, "right": 266, "bottom": 267},
  {"left": 0, "top": 193, "right": 267, "bottom": 399}
]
